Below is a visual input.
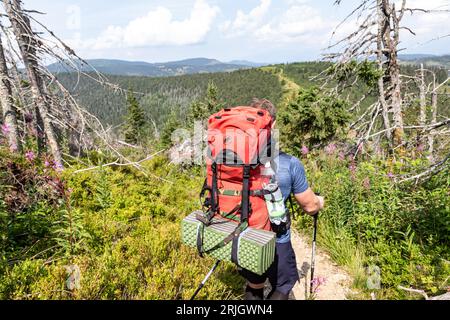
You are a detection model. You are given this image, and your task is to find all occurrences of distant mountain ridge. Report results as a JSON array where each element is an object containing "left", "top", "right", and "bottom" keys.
[
  {"left": 48, "top": 58, "right": 269, "bottom": 77},
  {"left": 47, "top": 55, "right": 449, "bottom": 77},
  {"left": 399, "top": 54, "right": 450, "bottom": 69}
]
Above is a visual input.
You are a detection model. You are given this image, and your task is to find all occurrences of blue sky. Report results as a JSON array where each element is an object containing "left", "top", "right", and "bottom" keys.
[{"left": 22, "top": 0, "right": 450, "bottom": 63}]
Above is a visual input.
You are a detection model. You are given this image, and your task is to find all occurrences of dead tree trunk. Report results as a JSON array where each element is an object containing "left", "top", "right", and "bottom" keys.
[
  {"left": 4, "top": 0, "right": 63, "bottom": 166},
  {"left": 383, "top": 0, "right": 404, "bottom": 148},
  {"left": 0, "top": 30, "right": 20, "bottom": 152},
  {"left": 428, "top": 74, "right": 449, "bottom": 160},
  {"left": 377, "top": 0, "right": 392, "bottom": 148},
  {"left": 428, "top": 86, "right": 438, "bottom": 161},
  {"left": 418, "top": 64, "right": 427, "bottom": 127}
]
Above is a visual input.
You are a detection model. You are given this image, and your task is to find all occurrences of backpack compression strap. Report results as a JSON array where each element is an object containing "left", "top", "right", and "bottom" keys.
[
  {"left": 196, "top": 162, "right": 220, "bottom": 256},
  {"left": 210, "top": 162, "right": 219, "bottom": 215},
  {"left": 198, "top": 220, "right": 248, "bottom": 256},
  {"left": 231, "top": 165, "right": 251, "bottom": 266}
]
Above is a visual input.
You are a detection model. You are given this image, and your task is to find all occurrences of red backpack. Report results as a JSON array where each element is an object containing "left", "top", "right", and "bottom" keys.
[{"left": 196, "top": 106, "right": 274, "bottom": 262}]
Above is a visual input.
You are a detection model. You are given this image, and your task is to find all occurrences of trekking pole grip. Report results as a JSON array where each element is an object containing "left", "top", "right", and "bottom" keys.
[{"left": 315, "top": 192, "right": 321, "bottom": 218}]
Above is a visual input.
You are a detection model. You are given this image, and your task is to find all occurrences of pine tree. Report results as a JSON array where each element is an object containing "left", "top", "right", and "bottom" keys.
[
  {"left": 123, "top": 89, "right": 146, "bottom": 145},
  {"left": 188, "top": 81, "right": 223, "bottom": 123},
  {"left": 205, "top": 81, "right": 220, "bottom": 114},
  {"left": 161, "top": 111, "right": 181, "bottom": 147},
  {"left": 280, "top": 87, "right": 350, "bottom": 153}
]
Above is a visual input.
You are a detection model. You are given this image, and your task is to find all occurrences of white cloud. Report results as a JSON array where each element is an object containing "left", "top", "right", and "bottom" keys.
[
  {"left": 220, "top": 0, "right": 271, "bottom": 37},
  {"left": 401, "top": 0, "right": 450, "bottom": 11},
  {"left": 397, "top": 0, "right": 450, "bottom": 47},
  {"left": 255, "top": 5, "right": 333, "bottom": 43},
  {"left": 326, "top": 1, "right": 450, "bottom": 53},
  {"left": 220, "top": 1, "right": 334, "bottom": 45},
  {"left": 75, "top": 0, "right": 219, "bottom": 50},
  {"left": 285, "top": 0, "right": 310, "bottom": 4}
]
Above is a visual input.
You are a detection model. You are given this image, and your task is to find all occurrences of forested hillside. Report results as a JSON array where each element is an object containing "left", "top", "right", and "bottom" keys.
[
  {"left": 57, "top": 68, "right": 283, "bottom": 129},
  {"left": 56, "top": 61, "right": 449, "bottom": 133}
]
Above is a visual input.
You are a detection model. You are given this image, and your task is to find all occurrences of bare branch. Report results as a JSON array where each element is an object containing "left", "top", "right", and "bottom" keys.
[
  {"left": 398, "top": 286, "right": 429, "bottom": 300},
  {"left": 398, "top": 153, "right": 450, "bottom": 183},
  {"left": 72, "top": 149, "right": 167, "bottom": 174}
]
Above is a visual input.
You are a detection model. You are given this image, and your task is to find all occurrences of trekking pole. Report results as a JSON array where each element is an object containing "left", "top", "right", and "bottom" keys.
[
  {"left": 190, "top": 260, "right": 221, "bottom": 300},
  {"left": 309, "top": 213, "right": 318, "bottom": 295},
  {"left": 309, "top": 192, "right": 321, "bottom": 296}
]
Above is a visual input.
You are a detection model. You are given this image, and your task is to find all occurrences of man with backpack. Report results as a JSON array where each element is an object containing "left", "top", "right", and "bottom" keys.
[
  {"left": 238, "top": 99, "right": 325, "bottom": 300},
  {"left": 198, "top": 99, "right": 325, "bottom": 300}
]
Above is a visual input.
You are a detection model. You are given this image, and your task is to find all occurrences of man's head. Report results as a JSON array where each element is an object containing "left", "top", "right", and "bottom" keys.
[{"left": 249, "top": 98, "right": 277, "bottom": 121}]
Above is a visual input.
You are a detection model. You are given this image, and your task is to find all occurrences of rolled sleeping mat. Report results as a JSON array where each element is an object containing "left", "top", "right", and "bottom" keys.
[{"left": 181, "top": 211, "right": 276, "bottom": 275}]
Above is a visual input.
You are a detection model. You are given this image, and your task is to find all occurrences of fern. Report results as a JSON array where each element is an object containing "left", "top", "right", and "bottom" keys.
[
  {"left": 95, "top": 166, "right": 112, "bottom": 234},
  {"left": 52, "top": 198, "right": 90, "bottom": 258},
  {"left": 95, "top": 166, "right": 112, "bottom": 211}
]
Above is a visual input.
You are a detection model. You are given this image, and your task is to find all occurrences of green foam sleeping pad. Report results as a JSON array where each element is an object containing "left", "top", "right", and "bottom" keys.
[{"left": 181, "top": 211, "right": 276, "bottom": 275}]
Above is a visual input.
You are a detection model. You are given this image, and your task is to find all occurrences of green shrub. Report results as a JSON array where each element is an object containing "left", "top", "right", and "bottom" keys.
[{"left": 294, "top": 149, "right": 450, "bottom": 299}]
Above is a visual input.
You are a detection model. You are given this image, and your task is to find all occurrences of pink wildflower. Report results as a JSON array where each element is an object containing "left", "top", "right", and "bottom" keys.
[
  {"left": 387, "top": 172, "right": 394, "bottom": 179},
  {"left": 1, "top": 123, "right": 10, "bottom": 136},
  {"left": 301, "top": 146, "right": 309, "bottom": 156},
  {"left": 338, "top": 152, "right": 346, "bottom": 161},
  {"left": 325, "top": 143, "right": 337, "bottom": 155},
  {"left": 25, "top": 150, "right": 36, "bottom": 162},
  {"left": 311, "top": 277, "right": 327, "bottom": 293}
]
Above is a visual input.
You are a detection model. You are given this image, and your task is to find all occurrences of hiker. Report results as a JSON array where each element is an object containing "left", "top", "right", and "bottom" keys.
[
  {"left": 189, "top": 99, "right": 325, "bottom": 300},
  {"left": 240, "top": 99, "right": 325, "bottom": 300}
]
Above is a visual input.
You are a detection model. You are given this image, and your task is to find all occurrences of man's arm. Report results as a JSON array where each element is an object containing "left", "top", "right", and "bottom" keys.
[{"left": 294, "top": 188, "right": 325, "bottom": 216}]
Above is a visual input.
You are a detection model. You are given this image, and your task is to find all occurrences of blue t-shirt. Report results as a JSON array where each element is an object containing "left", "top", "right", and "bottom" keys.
[{"left": 273, "top": 152, "right": 309, "bottom": 243}]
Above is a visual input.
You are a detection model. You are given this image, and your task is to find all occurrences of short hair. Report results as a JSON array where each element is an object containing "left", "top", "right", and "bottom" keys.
[{"left": 249, "top": 98, "right": 276, "bottom": 120}]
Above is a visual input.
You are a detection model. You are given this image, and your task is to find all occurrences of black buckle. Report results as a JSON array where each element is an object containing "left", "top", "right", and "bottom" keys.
[
  {"left": 243, "top": 165, "right": 251, "bottom": 179},
  {"left": 196, "top": 211, "right": 213, "bottom": 226}
]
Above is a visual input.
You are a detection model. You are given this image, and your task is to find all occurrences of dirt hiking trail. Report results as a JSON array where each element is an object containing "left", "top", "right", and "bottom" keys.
[{"left": 290, "top": 230, "right": 353, "bottom": 300}]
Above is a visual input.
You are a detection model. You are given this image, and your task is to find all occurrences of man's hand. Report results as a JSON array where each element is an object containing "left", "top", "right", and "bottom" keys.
[
  {"left": 317, "top": 196, "right": 325, "bottom": 210},
  {"left": 294, "top": 188, "right": 325, "bottom": 216},
  {"left": 314, "top": 196, "right": 325, "bottom": 216}
]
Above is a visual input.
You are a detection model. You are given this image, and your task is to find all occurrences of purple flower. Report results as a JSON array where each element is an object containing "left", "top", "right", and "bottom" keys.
[
  {"left": 1, "top": 123, "right": 10, "bottom": 136},
  {"left": 25, "top": 150, "right": 36, "bottom": 162},
  {"left": 387, "top": 172, "right": 394, "bottom": 179},
  {"left": 52, "top": 161, "right": 64, "bottom": 172},
  {"left": 325, "top": 143, "right": 337, "bottom": 155},
  {"left": 311, "top": 277, "right": 327, "bottom": 293},
  {"left": 301, "top": 146, "right": 309, "bottom": 156},
  {"left": 338, "top": 152, "right": 346, "bottom": 161},
  {"left": 44, "top": 160, "right": 51, "bottom": 168}
]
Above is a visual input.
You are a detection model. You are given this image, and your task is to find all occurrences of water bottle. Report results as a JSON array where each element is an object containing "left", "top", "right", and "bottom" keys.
[{"left": 263, "top": 183, "right": 287, "bottom": 226}]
